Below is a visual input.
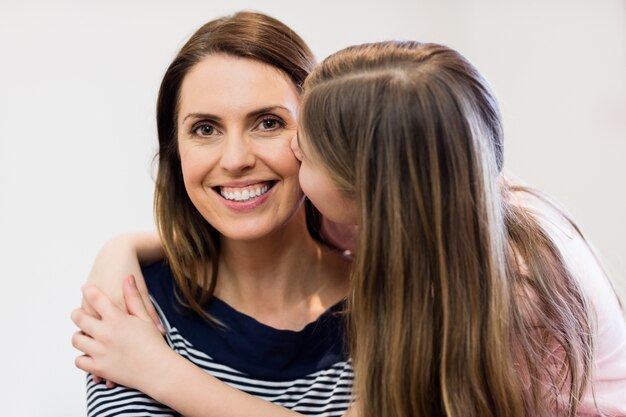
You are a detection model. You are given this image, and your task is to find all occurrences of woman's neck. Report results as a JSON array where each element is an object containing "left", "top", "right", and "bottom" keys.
[{"left": 215, "top": 208, "right": 350, "bottom": 330}]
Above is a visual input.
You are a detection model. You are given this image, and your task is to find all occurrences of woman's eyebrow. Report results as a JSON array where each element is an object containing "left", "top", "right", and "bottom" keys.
[
  {"left": 182, "top": 112, "right": 222, "bottom": 123},
  {"left": 181, "top": 106, "right": 294, "bottom": 124},
  {"left": 246, "top": 105, "right": 294, "bottom": 119}
]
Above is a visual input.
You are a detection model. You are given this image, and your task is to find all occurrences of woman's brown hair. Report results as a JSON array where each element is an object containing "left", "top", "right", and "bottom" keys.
[
  {"left": 154, "top": 11, "right": 321, "bottom": 321},
  {"left": 300, "top": 41, "right": 594, "bottom": 417}
]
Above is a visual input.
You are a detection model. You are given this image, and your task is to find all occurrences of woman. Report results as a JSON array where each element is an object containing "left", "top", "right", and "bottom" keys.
[
  {"left": 74, "top": 41, "right": 626, "bottom": 416},
  {"left": 72, "top": 11, "right": 354, "bottom": 417}
]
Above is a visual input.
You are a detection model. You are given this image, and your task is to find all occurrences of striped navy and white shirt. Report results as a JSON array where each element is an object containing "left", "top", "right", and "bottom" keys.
[{"left": 86, "top": 261, "right": 354, "bottom": 417}]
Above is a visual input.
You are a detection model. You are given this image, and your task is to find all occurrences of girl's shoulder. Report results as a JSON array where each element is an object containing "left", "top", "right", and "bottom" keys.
[
  {"left": 511, "top": 187, "right": 626, "bottom": 415},
  {"left": 510, "top": 187, "right": 616, "bottom": 303}
]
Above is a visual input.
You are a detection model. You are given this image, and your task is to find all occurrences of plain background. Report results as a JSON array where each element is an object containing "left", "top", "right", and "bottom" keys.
[{"left": 0, "top": 0, "right": 624, "bottom": 415}]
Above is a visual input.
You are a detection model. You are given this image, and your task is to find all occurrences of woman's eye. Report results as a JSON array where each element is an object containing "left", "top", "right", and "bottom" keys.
[
  {"left": 194, "top": 124, "right": 215, "bottom": 136},
  {"left": 258, "top": 117, "right": 284, "bottom": 131}
]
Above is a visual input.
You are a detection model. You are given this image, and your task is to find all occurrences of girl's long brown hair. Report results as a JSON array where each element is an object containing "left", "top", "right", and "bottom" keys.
[
  {"left": 300, "top": 41, "right": 595, "bottom": 417},
  {"left": 154, "top": 11, "right": 322, "bottom": 321}
]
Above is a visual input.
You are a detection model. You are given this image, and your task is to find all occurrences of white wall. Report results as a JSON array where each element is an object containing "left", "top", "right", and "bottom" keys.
[{"left": 0, "top": 0, "right": 623, "bottom": 415}]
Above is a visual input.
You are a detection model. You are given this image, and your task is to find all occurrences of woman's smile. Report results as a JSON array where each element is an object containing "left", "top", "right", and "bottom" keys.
[{"left": 217, "top": 181, "right": 274, "bottom": 202}]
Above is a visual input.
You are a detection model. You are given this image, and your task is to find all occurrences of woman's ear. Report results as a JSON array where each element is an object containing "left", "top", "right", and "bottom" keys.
[{"left": 290, "top": 134, "right": 304, "bottom": 162}]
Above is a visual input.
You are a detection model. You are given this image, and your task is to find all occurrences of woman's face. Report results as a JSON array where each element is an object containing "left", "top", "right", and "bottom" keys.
[
  {"left": 177, "top": 54, "right": 304, "bottom": 241},
  {"left": 291, "top": 133, "right": 358, "bottom": 225}
]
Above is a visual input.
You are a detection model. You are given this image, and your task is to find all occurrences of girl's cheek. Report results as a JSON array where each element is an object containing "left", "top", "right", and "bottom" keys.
[{"left": 298, "top": 164, "right": 312, "bottom": 196}]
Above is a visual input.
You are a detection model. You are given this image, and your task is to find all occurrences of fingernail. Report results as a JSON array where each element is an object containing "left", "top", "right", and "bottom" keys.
[
  {"left": 124, "top": 275, "right": 134, "bottom": 290},
  {"left": 157, "top": 323, "right": 166, "bottom": 334}
]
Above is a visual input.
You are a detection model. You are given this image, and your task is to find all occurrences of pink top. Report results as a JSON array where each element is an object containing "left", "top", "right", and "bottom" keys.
[
  {"left": 556, "top": 226, "right": 626, "bottom": 416},
  {"left": 523, "top": 195, "right": 626, "bottom": 416}
]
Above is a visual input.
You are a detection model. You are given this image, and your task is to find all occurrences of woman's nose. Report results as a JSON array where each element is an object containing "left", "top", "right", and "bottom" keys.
[{"left": 219, "top": 135, "right": 256, "bottom": 173}]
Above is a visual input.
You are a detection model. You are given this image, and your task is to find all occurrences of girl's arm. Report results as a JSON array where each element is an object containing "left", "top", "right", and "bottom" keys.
[
  {"left": 72, "top": 276, "right": 304, "bottom": 417},
  {"left": 81, "top": 232, "right": 165, "bottom": 387},
  {"left": 83, "top": 232, "right": 164, "bottom": 330}
]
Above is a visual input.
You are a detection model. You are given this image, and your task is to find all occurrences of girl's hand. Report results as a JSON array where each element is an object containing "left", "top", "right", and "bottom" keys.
[
  {"left": 82, "top": 233, "right": 166, "bottom": 386},
  {"left": 71, "top": 275, "right": 170, "bottom": 390}
]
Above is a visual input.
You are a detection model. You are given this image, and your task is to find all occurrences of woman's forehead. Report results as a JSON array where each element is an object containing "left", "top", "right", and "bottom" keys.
[{"left": 178, "top": 54, "right": 300, "bottom": 119}]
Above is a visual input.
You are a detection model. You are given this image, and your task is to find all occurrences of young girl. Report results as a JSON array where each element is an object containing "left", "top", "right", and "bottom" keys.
[
  {"left": 74, "top": 41, "right": 626, "bottom": 416},
  {"left": 295, "top": 41, "right": 626, "bottom": 417}
]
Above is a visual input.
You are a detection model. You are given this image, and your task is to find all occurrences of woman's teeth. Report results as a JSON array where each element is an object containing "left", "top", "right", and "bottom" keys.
[{"left": 220, "top": 184, "right": 270, "bottom": 202}]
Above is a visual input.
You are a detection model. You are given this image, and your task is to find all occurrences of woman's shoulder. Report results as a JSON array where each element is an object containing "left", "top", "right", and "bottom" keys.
[{"left": 141, "top": 260, "right": 175, "bottom": 297}]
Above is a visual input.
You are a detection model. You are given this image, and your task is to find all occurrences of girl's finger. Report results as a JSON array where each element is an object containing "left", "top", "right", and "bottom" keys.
[
  {"left": 81, "top": 285, "right": 119, "bottom": 319},
  {"left": 132, "top": 273, "right": 166, "bottom": 334},
  {"left": 70, "top": 308, "right": 101, "bottom": 338},
  {"left": 71, "top": 331, "right": 99, "bottom": 356},
  {"left": 76, "top": 355, "right": 96, "bottom": 374},
  {"left": 81, "top": 297, "right": 101, "bottom": 320},
  {"left": 123, "top": 275, "right": 151, "bottom": 321}
]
